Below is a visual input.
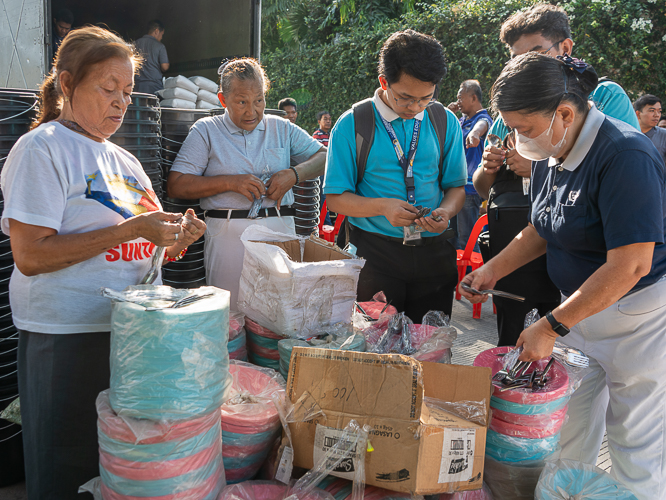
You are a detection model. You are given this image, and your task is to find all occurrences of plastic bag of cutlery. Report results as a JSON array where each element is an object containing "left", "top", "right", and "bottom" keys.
[{"left": 103, "top": 285, "right": 231, "bottom": 420}]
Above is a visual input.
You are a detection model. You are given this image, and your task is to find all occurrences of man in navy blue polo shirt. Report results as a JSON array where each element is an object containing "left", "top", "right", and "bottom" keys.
[
  {"left": 325, "top": 30, "right": 467, "bottom": 320},
  {"left": 448, "top": 80, "right": 493, "bottom": 250}
]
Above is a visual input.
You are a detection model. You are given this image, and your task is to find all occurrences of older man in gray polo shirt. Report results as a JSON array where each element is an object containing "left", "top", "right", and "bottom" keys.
[
  {"left": 168, "top": 59, "right": 325, "bottom": 307},
  {"left": 135, "top": 20, "right": 170, "bottom": 95}
]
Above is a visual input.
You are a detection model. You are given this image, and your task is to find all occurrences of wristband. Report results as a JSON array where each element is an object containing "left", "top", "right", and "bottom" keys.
[
  {"left": 164, "top": 247, "right": 187, "bottom": 263},
  {"left": 289, "top": 166, "right": 300, "bottom": 184}
]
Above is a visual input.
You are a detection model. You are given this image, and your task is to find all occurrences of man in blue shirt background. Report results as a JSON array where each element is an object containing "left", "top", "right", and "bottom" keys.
[
  {"left": 448, "top": 80, "right": 492, "bottom": 250},
  {"left": 325, "top": 29, "right": 467, "bottom": 320}
]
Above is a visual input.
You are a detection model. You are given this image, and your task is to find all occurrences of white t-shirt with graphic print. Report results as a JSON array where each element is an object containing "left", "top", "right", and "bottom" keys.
[{"left": 1, "top": 122, "right": 162, "bottom": 334}]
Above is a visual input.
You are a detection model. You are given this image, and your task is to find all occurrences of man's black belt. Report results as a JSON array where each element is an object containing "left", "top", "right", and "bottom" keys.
[
  {"left": 204, "top": 206, "right": 296, "bottom": 219},
  {"left": 350, "top": 223, "right": 455, "bottom": 247}
]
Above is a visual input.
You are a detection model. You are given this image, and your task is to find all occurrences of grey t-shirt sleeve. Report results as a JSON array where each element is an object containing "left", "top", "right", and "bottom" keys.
[
  {"left": 170, "top": 126, "right": 210, "bottom": 176},
  {"left": 158, "top": 44, "right": 169, "bottom": 65},
  {"left": 288, "top": 122, "right": 324, "bottom": 164}
]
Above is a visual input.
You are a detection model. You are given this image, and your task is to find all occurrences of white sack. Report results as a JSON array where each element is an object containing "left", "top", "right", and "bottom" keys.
[
  {"left": 197, "top": 88, "right": 221, "bottom": 106},
  {"left": 196, "top": 99, "right": 219, "bottom": 110},
  {"left": 157, "top": 86, "right": 198, "bottom": 103},
  {"left": 237, "top": 225, "right": 365, "bottom": 338},
  {"left": 189, "top": 76, "right": 218, "bottom": 94},
  {"left": 160, "top": 98, "right": 196, "bottom": 109},
  {"left": 164, "top": 75, "right": 199, "bottom": 94}
]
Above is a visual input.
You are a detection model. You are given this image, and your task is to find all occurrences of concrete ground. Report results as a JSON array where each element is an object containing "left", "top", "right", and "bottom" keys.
[{"left": 0, "top": 296, "right": 610, "bottom": 498}]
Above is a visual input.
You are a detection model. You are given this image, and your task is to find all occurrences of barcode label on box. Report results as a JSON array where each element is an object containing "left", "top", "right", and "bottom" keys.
[
  {"left": 276, "top": 446, "right": 294, "bottom": 484},
  {"left": 313, "top": 425, "right": 361, "bottom": 480},
  {"left": 438, "top": 428, "right": 476, "bottom": 484}
]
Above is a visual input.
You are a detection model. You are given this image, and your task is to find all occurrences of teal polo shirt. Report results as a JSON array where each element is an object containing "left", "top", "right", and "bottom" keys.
[
  {"left": 324, "top": 89, "right": 467, "bottom": 239},
  {"left": 480, "top": 79, "right": 640, "bottom": 158}
]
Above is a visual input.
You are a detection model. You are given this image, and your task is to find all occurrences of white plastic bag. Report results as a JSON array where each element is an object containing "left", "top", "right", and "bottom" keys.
[
  {"left": 158, "top": 86, "right": 198, "bottom": 102},
  {"left": 237, "top": 226, "right": 365, "bottom": 337},
  {"left": 164, "top": 75, "right": 199, "bottom": 94},
  {"left": 160, "top": 98, "right": 196, "bottom": 109},
  {"left": 197, "top": 88, "right": 221, "bottom": 106},
  {"left": 189, "top": 75, "right": 218, "bottom": 94}
]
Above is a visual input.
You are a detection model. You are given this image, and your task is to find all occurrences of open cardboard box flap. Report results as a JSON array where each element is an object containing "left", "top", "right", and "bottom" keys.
[
  {"left": 286, "top": 347, "right": 493, "bottom": 494},
  {"left": 287, "top": 348, "right": 422, "bottom": 420},
  {"left": 259, "top": 236, "right": 352, "bottom": 263}
]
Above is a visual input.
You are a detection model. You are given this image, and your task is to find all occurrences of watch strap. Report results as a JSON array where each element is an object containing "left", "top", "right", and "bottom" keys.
[{"left": 546, "top": 311, "right": 570, "bottom": 336}]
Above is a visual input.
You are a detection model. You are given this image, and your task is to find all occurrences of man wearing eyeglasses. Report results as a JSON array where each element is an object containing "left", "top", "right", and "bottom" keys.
[{"left": 325, "top": 29, "right": 467, "bottom": 320}]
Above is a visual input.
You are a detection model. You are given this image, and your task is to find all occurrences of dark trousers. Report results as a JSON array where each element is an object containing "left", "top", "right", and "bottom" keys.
[
  {"left": 351, "top": 226, "right": 458, "bottom": 321},
  {"left": 494, "top": 296, "right": 562, "bottom": 347},
  {"left": 18, "top": 330, "right": 110, "bottom": 499}
]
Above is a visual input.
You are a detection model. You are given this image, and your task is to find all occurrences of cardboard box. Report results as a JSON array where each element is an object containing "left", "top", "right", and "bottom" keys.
[
  {"left": 286, "top": 347, "right": 492, "bottom": 495},
  {"left": 238, "top": 226, "right": 364, "bottom": 337}
]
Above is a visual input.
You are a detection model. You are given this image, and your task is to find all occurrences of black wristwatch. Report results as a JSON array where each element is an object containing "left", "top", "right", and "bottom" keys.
[{"left": 546, "top": 311, "right": 570, "bottom": 337}]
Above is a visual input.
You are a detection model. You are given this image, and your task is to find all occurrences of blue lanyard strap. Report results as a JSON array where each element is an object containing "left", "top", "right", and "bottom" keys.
[{"left": 378, "top": 113, "right": 422, "bottom": 203}]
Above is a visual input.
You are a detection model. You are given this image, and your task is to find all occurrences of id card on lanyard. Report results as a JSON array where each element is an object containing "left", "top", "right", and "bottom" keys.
[{"left": 378, "top": 113, "right": 422, "bottom": 245}]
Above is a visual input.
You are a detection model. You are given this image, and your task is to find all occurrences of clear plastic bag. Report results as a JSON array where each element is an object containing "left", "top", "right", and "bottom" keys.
[
  {"left": 287, "top": 420, "right": 370, "bottom": 500},
  {"left": 278, "top": 324, "right": 366, "bottom": 380},
  {"left": 486, "top": 429, "right": 561, "bottom": 463},
  {"left": 535, "top": 459, "right": 638, "bottom": 499},
  {"left": 363, "top": 310, "right": 456, "bottom": 363},
  {"left": 105, "top": 285, "right": 231, "bottom": 420},
  {"left": 249, "top": 166, "right": 273, "bottom": 219},
  {"left": 0, "top": 397, "right": 20, "bottom": 425},
  {"left": 82, "top": 390, "right": 226, "bottom": 500},
  {"left": 222, "top": 360, "right": 286, "bottom": 483},
  {"left": 229, "top": 312, "right": 248, "bottom": 361},
  {"left": 218, "top": 480, "right": 335, "bottom": 500},
  {"left": 424, "top": 397, "right": 488, "bottom": 427}
]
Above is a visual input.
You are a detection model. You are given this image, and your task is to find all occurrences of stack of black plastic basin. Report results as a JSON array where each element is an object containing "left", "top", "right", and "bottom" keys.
[
  {"left": 109, "top": 93, "right": 163, "bottom": 200},
  {"left": 0, "top": 88, "right": 38, "bottom": 486},
  {"left": 159, "top": 108, "right": 210, "bottom": 289},
  {"left": 293, "top": 179, "right": 321, "bottom": 236}
]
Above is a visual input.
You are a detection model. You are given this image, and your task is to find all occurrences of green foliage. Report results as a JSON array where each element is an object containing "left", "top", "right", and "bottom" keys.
[{"left": 262, "top": 0, "right": 666, "bottom": 133}]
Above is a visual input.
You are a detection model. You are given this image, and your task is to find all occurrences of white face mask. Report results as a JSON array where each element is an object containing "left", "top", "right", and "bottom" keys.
[{"left": 514, "top": 110, "right": 568, "bottom": 161}]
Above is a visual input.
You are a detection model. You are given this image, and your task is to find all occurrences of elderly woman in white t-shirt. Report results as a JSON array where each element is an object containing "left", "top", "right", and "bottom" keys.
[
  {"left": 1, "top": 27, "right": 205, "bottom": 499},
  {"left": 168, "top": 58, "right": 326, "bottom": 308}
]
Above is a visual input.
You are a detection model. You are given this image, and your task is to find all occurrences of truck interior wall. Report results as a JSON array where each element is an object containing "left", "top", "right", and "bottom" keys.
[{"left": 49, "top": 0, "right": 255, "bottom": 82}]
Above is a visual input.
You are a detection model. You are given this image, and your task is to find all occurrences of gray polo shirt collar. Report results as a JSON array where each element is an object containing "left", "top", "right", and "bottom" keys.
[
  {"left": 548, "top": 104, "right": 604, "bottom": 171},
  {"left": 222, "top": 110, "right": 267, "bottom": 135},
  {"left": 372, "top": 88, "right": 425, "bottom": 122}
]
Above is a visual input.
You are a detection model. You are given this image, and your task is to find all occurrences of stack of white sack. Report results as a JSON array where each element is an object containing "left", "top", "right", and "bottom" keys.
[
  {"left": 159, "top": 75, "right": 199, "bottom": 109},
  {"left": 191, "top": 76, "right": 222, "bottom": 109}
]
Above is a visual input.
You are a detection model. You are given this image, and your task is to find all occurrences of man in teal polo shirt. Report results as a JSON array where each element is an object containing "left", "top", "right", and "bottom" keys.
[{"left": 325, "top": 29, "right": 466, "bottom": 320}]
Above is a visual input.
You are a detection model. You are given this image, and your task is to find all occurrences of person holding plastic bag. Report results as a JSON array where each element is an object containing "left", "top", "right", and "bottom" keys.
[
  {"left": 167, "top": 58, "right": 326, "bottom": 307},
  {"left": 0, "top": 27, "right": 206, "bottom": 499},
  {"left": 460, "top": 53, "right": 666, "bottom": 499}
]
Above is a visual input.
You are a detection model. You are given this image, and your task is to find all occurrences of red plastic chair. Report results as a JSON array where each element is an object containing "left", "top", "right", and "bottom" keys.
[
  {"left": 318, "top": 200, "right": 346, "bottom": 243},
  {"left": 456, "top": 213, "right": 488, "bottom": 319}
]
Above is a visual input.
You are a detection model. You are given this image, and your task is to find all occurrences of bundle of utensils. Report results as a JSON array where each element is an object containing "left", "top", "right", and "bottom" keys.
[
  {"left": 413, "top": 205, "right": 443, "bottom": 222},
  {"left": 493, "top": 342, "right": 590, "bottom": 392},
  {"left": 492, "top": 356, "right": 555, "bottom": 392}
]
